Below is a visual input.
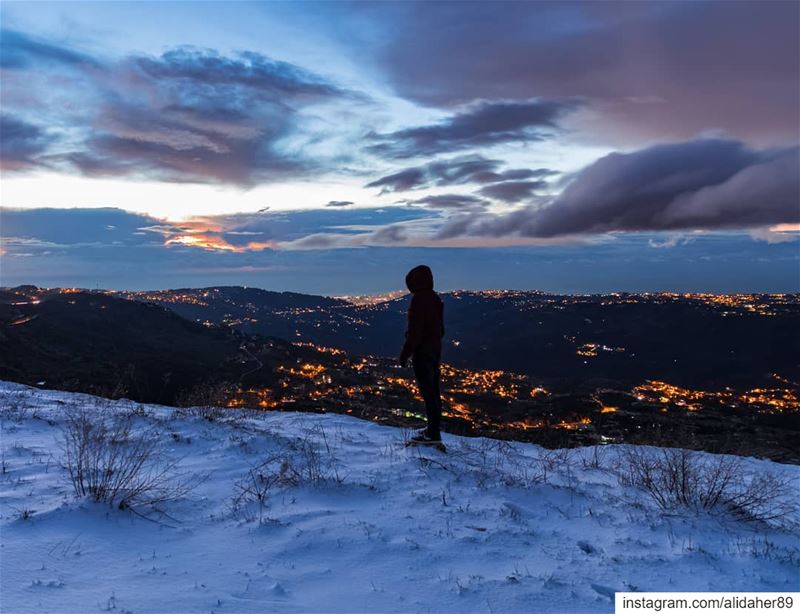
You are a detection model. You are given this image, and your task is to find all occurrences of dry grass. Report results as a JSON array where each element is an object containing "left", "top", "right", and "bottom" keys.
[
  {"left": 231, "top": 426, "right": 342, "bottom": 522},
  {"left": 617, "top": 446, "right": 798, "bottom": 528},
  {"left": 61, "top": 404, "right": 200, "bottom": 511}
]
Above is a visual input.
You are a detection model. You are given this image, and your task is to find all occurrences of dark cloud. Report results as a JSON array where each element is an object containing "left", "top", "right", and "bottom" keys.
[
  {"left": 274, "top": 222, "right": 414, "bottom": 250},
  {"left": 365, "top": 167, "right": 428, "bottom": 192},
  {"left": 52, "top": 152, "right": 133, "bottom": 177},
  {"left": 482, "top": 168, "right": 557, "bottom": 183},
  {"left": 477, "top": 180, "right": 548, "bottom": 203},
  {"left": 435, "top": 138, "right": 800, "bottom": 238},
  {"left": 433, "top": 213, "right": 479, "bottom": 241},
  {"left": 132, "top": 47, "right": 344, "bottom": 98},
  {"left": 2, "top": 33, "right": 359, "bottom": 185},
  {"left": 79, "top": 49, "right": 354, "bottom": 184},
  {"left": 0, "top": 29, "right": 99, "bottom": 69},
  {"left": 366, "top": 154, "right": 557, "bottom": 193},
  {"left": 0, "top": 207, "right": 163, "bottom": 247},
  {"left": 2, "top": 206, "right": 797, "bottom": 293},
  {"left": 279, "top": 233, "right": 341, "bottom": 249},
  {"left": 325, "top": 200, "right": 354, "bottom": 207},
  {"left": 350, "top": 2, "right": 799, "bottom": 145},
  {"left": 0, "top": 206, "right": 439, "bottom": 259},
  {"left": 408, "top": 194, "right": 489, "bottom": 212},
  {"left": 62, "top": 127, "right": 299, "bottom": 186},
  {"left": 0, "top": 114, "right": 54, "bottom": 170},
  {"left": 170, "top": 206, "right": 436, "bottom": 246},
  {"left": 367, "top": 99, "right": 580, "bottom": 158},
  {"left": 370, "top": 224, "right": 407, "bottom": 244}
]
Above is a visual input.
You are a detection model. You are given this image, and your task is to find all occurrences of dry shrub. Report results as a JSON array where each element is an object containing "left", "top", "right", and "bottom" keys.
[
  {"left": 174, "top": 383, "right": 230, "bottom": 421},
  {"left": 452, "top": 438, "right": 518, "bottom": 487},
  {"left": 453, "top": 439, "right": 577, "bottom": 488},
  {"left": 231, "top": 428, "right": 341, "bottom": 520},
  {"left": 618, "top": 446, "right": 798, "bottom": 528},
  {"left": 0, "top": 389, "right": 33, "bottom": 422},
  {"left": 61, "top": 405, "right": 198, "bottom": 510},
  {"left": 534, "top": 447, "right": 575, "bottom": 485},
  {"left": 579, "top": 445, "right": 607, "bottom": 470}
]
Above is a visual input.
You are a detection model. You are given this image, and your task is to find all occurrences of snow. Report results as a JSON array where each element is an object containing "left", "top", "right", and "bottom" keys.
[{"left": 1, "top": 381, "right": 798, "bottom": 613}]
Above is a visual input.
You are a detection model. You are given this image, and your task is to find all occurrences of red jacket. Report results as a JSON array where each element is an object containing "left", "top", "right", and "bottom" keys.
[{"left": 400, "top": 265, "right": 444, "bottom": 362}]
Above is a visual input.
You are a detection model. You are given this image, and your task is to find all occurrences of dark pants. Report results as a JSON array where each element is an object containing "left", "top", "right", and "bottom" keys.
[{"left": 412, "top": 351, "right": 442, "bottom": 439}]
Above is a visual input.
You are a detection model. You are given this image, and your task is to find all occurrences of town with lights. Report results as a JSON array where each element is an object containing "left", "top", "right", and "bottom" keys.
[
  {"left": 2, "top": 285, "right": 798, "bottom": 463},
  {"left": 218, "top": 344, "right": 800, "bottom": 463}
]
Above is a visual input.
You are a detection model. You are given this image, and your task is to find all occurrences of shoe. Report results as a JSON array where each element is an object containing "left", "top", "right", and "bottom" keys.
[
  {"left": 405, "top": 431, "right": 446, "bottom": 452},
  {"left": 409, "top": 429, "right": 441, "bottom": 442}
]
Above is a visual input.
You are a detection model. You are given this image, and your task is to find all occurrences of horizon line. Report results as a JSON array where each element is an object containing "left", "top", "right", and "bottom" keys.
[{"left": 3, "top": 284, "right": 797, "bottom": 300}]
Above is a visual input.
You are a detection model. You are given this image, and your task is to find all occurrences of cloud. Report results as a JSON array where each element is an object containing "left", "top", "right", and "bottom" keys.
[
  {"left": 276, "top": 233, "right": 343, "bottom": 250},
  {"left": 365, "top": 154, "right": 557, "bottom": 193},
  {"left": 407, "top": 194, "right": 489, "bottom": 212},
  {"left": 0, "top": 207, "right": 272, "bottom": 254},
  {"left": 648, "top": 235, "right": 695, "bottom": 249},
  {"left": 164, "top": 233, "right": 274, "bottom": 253},
  {"left": 274, "top": 224, "right": 410, "bottom": 250},
  {"left": 0, "top": 206, "right": 439, "bottom": 261},
  {"left": 325, "top": 200, "right": 354, "bottom": 207},
  {"left": 131, "top": 47, "right": 344, "bottom": 98},
  {"left": 0, "top": 114, "right": 55, "bottom": 170},
  {"left": 477, "top": 180, "right": 548, "bottom": 203},
  {"left": 484, "top": 168, "right": 558, "bottom": 183},
  {"left": 1, "top": 31, "right": 361, "bottom": 186},
  {"left": 365, "top": 167, "right": 427, "bottom": 192},
  {"left": 433, "top": 213, "right": 480, "bottom": 241},
  {"left": 366, "top": 155, "right": 496, "bottom": 192},
  {"left": 106, "top": 206, "right": 438, "bottom": 253},
  {"left": 0, "top": 29, "right": 100, "bottom": 69},
  {"left": 353, "top": 2, "right": 799, "bottom": 144},
  {"left": 653, "top": 148, "right": 800, "bottom": 229},
  {"left": 2, "top": 206, "right": 798, "bottom": 294},
  {"left": 434, "top": 138, "right": 800, "bottom": 238},
  {"left": 290, "top": 230, "right": 411, "bottom": 250},
  {"left": 0, "top": 207, "right": 162, "bottom": 246},
  {"left": 367, "top": 99, "right": 580, "bottom": 158},
  {"left": 749, "top": 224, "right": 800, "bottom": 244},
  {"left": 187, "top": 207, "right": 432, "bottom": 243},
  {"left": 370, "top": 224, "right": 407, "bottom": 244}
]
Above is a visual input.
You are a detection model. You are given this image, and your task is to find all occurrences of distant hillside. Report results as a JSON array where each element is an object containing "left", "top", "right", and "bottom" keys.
[
  {"left": 121, "top": 286, "right": 800, "bottom": 391},
  {"left": 0, "top": 289, "right": 305, "bottom": 404},
  {"left": 2, "top": 286, "right": 798, "bottom": 460}
]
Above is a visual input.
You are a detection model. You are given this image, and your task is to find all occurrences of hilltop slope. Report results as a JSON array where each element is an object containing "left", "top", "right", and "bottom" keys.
[{"left": 1, "top": 383, "right": 798, "bottom": 613}]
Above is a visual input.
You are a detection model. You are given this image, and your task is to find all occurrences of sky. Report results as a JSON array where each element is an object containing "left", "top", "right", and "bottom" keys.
[{"left": 0, "top": 0, "right": 798, "bottom": 294}]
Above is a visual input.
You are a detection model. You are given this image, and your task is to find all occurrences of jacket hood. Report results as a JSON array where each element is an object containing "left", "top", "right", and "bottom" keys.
[{"left": 405, "top": 265, "right": 434, "bottom": 293}]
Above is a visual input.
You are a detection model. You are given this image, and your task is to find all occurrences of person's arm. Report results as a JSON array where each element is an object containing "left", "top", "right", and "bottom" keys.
[{"left": 399, "top": 294, "right": 423, "bottom": 365}]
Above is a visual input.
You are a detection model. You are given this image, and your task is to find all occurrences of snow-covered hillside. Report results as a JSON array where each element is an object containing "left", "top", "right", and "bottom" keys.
[{"left": 1, "top": 381, "right": 798, "bottom": 613}]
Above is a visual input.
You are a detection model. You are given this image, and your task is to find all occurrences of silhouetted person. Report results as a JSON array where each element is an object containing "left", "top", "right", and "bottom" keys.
[{"left": 398, "top": 265, "right": 444, "bottom": 445}]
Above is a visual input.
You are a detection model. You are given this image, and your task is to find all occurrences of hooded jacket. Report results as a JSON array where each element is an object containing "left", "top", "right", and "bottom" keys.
[{"left": 399, "top": 265, "right": 444, "bottom": 362}]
